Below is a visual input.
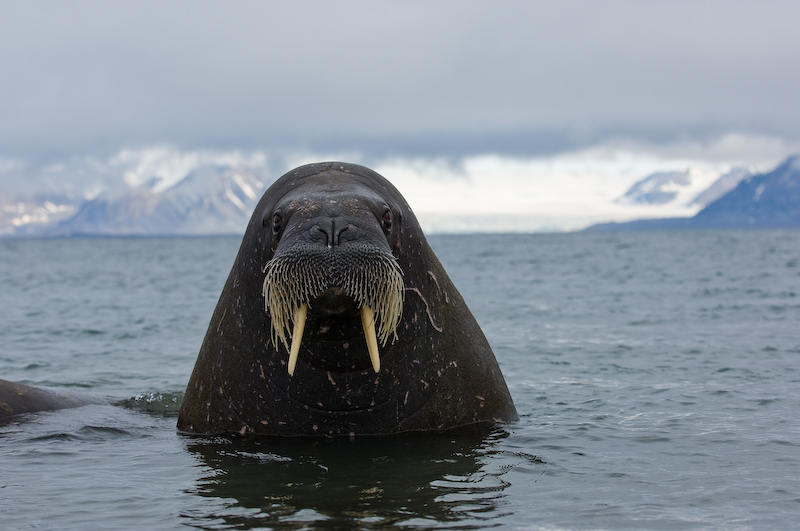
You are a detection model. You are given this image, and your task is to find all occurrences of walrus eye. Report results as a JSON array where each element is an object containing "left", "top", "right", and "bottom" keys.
[
  {"left": 382, "top": 209, "right": 392, "bottom": 233},
  {"left": 271, "top": 213, "right": 283, "bottom": 237}
]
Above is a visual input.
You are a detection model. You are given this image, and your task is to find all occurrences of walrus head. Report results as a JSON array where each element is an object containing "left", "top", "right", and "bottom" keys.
[
  {"left": 178, "top": 162, "right": 517, "bottom": 436},
  {"left": 261, "top": 179, "right": 404, "bottom": 375}
]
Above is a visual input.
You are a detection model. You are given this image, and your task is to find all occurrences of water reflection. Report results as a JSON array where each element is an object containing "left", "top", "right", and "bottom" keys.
[{"left": 182, "top": 426, "right": 512, "bottom": 529}]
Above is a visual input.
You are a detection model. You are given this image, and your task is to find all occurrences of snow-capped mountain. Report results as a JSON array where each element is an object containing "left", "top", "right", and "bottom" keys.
[
  {"left": 619, "top": 167, "right": 752, "bottom": 208},
  {"left": 0, "top": 148, "right": 273, "bottom": 237},
  {"left": 692, "top": 155, "right": 800, "bottom": 228},
  {"left": 586, "top": 155, "right": 800, "bottom": 231},
  {"left": 50, "top": 166, "right": 268, "bottom": 236},
  {"left": 0, "top": 191, "right": 81, "bottom": 236}
]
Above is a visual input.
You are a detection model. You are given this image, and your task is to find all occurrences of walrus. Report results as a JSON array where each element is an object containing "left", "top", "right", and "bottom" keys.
[
  {"left": 177, "top": 162, "right": 517, "bottom": 436},
  {"left": 0, "top": 378, "right": 106, "bottom": 423}
]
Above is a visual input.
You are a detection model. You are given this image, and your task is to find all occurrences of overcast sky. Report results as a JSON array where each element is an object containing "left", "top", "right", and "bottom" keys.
[{"left": 2, "top": 0, "right": 799, "bottom": 164}]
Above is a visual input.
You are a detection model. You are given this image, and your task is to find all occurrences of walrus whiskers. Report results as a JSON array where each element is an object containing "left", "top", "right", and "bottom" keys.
[{"left": 262, "top": 245, "right": 404, "bottom": 375}]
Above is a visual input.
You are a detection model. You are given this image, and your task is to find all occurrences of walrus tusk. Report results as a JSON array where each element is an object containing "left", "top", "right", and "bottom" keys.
[
  {"left": 361, "top": 305, "right": 381, "bottom": 373},
  {"left": 288, "top": 303, "right": 308, "bottom": 375}
]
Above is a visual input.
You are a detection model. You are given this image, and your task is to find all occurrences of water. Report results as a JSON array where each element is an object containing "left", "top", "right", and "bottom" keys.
[{"left": 1, "top": 231, "right": 799, "bottom": 530}]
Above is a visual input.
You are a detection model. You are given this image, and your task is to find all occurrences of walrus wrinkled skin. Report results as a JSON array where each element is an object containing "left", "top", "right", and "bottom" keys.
[{"left": 177, "top": 162, "right": 517, "bottom": 436}]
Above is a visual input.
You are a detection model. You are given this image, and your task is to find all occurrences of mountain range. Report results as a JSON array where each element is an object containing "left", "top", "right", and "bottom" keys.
[
  {"left": 0, "top": 149, "right": 272, "bottom": 237},
  {"left": 49, "top": 166, "right": 266, "bottom": 236},
  {"left": 618, "top": 166, "right": 752, "bottom": 208},
  {"left": 587, "top": 155, "right": 800, "bottom": 231},
  {"left": 1, "top": 153, "right": 798, "bottom": 236}
]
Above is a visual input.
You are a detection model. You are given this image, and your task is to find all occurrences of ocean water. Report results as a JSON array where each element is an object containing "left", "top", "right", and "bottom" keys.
[{"left": 1, "top": 231, "right": 799, "bottom": 530}]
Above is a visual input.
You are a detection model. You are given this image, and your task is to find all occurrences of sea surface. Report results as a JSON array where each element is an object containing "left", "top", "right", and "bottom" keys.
[{"left": 1, "top": 231, "right": 799, "bottom": 530}]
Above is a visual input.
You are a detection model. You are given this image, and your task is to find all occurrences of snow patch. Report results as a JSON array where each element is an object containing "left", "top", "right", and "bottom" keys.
[
  {"left": 224, "top": 182, "right": 247, "bottom": 211},
  {"left": 753, "top": 183, "right": 766, "bottom": 202}
]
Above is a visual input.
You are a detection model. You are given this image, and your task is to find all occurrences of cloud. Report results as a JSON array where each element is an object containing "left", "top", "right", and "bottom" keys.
[{"left": 1, "top": 1, "right": 800, "bottom": 160}]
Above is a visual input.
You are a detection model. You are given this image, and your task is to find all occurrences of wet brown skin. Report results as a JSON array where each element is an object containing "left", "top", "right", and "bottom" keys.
[{"left": 177, "top": 162, "right": 517, "bottom": 436}]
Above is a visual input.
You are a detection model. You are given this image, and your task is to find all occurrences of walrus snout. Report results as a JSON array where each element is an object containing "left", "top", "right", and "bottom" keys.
[
  {"left": 259, "top": 184, "right": 406, "bottom": 376},
  {"left": 262, "top": 241, "right": 404, "bottom": 376}
]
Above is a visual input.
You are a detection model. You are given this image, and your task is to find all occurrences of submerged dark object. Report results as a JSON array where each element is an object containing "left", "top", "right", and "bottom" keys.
[
  {"left": 177, "top": 162, "right": 517, "bottom": 436},
  {"left": 0, "top": 378, "right": 104, "bottom": 423}
]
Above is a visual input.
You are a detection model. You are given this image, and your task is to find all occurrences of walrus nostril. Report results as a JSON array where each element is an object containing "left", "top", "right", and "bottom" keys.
[
  {"left": 314, "top": 218, "right": 350, "bottom": 248},
  {"left": 314, "top": 225, "right": 329, "bottom": 247},
  {"left": 335, "top": 226, "right": 349, "bottom": 246}
]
